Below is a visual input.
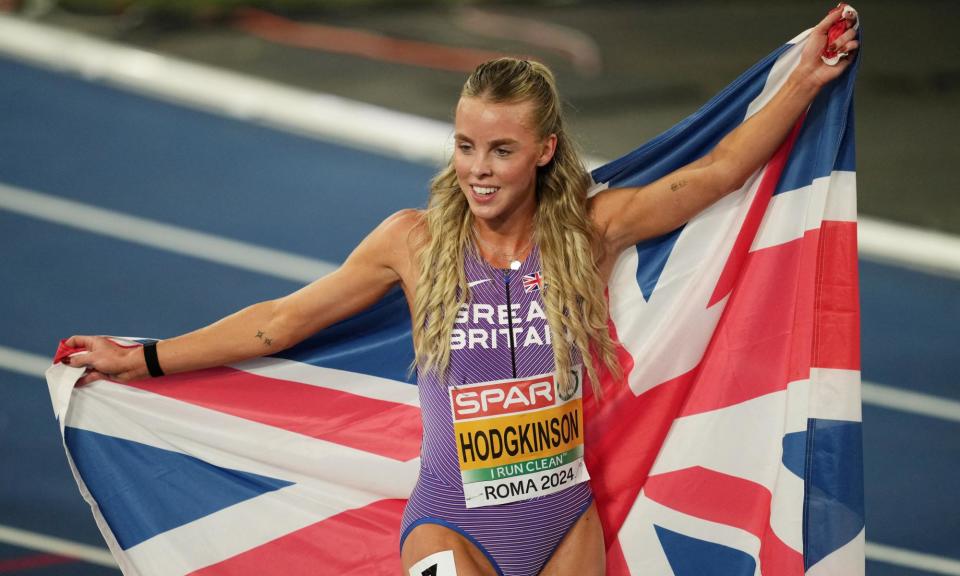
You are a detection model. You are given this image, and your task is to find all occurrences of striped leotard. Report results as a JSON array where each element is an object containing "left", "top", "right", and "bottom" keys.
[{"left": 400, "top": 244, "right": 594, "bottom": 576}]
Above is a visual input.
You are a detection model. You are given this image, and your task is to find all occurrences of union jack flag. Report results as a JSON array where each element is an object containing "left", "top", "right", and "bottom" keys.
[
  {"left": 522, "top": 271, "right": 544, "bottom": 293},
  {"left": 48, "top": 22, "right": 862, "bottom": 576}
]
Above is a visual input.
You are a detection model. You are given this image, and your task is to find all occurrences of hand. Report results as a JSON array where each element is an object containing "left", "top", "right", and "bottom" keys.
[
  {"left": 795, "top": 6, "right": 860, "bottom": 89},
  {"left": 63, "top": 335, "right": 147, "bottom": 385}
]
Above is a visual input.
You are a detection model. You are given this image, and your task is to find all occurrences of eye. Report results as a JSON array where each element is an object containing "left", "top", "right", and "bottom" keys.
[
  {"left": 494, "top": 148, "right": 512, "bottom": 157},
  {"left": 457, "top": 142, "right": 473, "bottom": 153}
]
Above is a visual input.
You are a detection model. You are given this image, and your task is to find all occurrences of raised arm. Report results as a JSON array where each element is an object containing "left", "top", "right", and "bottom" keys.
[
  {"left": 591, "top": 9, "right": 859, "bottom": 255},
  {"left": 65, "top": 210, "right": 421, "bottom": 384}
]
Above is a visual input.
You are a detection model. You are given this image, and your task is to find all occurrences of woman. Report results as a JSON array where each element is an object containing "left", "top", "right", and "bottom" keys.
[{"left": 64, "top": 10, "right": 858, "bottom": 576}]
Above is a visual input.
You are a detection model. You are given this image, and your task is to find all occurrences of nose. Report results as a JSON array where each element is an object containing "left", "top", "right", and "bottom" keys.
[{"left": 470, "top": 153, "right": 492, "bottom": 178}]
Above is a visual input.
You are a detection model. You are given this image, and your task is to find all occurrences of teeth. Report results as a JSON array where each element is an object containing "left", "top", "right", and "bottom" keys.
[{"left": 473, "top": 186, "right": 499, "bottom": 196}]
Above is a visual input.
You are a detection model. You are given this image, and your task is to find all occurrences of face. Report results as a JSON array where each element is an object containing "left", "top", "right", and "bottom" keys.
[{"left": 453, "top": 96, "right": 557, "bottom": 226}]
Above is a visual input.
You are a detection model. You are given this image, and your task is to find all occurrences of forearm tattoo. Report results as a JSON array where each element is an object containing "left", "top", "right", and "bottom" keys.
[
  {"left": 255, "top": 330, "right": 273, "bottom": 347},
  {"left": 670, "top": 179, "right": 688, "bottom": 192}
]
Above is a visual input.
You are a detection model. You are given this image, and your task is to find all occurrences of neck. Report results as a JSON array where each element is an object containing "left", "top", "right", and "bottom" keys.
[{"left": 472, "top": 217, "right": 535, "bottom": 269}]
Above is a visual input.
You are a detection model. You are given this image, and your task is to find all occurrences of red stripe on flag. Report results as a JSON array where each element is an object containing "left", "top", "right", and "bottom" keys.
[
  {"left": 709, "top": 116, "right": 806, "bottom": 307},
  {"left": 605, "top": 536, "right": 632, "bottom": 576},
  {"left": 679, "top": 223, "right": 858, "bottom": 418},
  {"left": 126, "top": 367, "right": 422, "bottom": 461},
  {"left": 814, "top": 220, "right": 860, "bottom": 370},
  {"left": 646, "top": 467, "right": 770, "bottom": 537},
  {"left": 645, "top": 466, "right": 802, "bottom": 576},
  {"left": 585, "top": 315, "right": 693, "bottom": 551},
  {"left": 761, "top": 524, "right": 805, "bottom": 576},
  {"left": 190, "top": 499, "right": 405, "bottom": 576}
]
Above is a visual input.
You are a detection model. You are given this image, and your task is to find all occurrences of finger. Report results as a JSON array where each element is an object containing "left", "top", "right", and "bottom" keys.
[
  {"left": 78, "top": 371, "right": 108, "bottom": 387},
  {"left": 833, "top": 27, "right": 858, "bottom": 49},
  {"left": 65, "top": 335, "right": 93, "bottom": 349},
  {"left": 63, "top": 350, "right": 91, "bottom": 367}
]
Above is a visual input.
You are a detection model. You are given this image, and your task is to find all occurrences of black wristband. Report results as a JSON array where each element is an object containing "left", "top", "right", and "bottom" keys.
[{"left": 143, "top": 341, "right": 165, "bottom": 378}]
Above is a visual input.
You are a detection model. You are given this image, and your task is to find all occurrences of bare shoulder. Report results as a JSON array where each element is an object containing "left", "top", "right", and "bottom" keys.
[
  {"left": 373, "top": 209, "right": 426, "bottom": 257},
  {"left": 363, "top": 208, "right": 426, "bottom": 291},
  {"left": 381, "top": 208, "right": 425, "bottom": 236}
]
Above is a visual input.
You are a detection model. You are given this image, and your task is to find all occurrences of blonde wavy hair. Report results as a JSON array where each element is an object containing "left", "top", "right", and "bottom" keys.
[{"left": 412, "top": 58, "right": 620, "bottom": 396}]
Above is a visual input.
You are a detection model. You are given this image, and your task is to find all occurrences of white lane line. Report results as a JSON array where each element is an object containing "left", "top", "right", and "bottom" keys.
[
  {"left": 0, "top": 183, "right": 335, "bottom": 284},
  {"left": 0, "top": 14, "right": 451, "bottom": 167},
  {"left": 0, "top": 524, "right": 117, "bottom": 568},
  {"left": 859, "top": 217, "right": 960, "bottom": 280},
  {"left": 4, "top": 14, "right": 958, "bottom": 279},
  {"left": 867, "top": 541, "right": 960, "bottom": 575},
  {"left": 862, "top": 381, "right": 960, "bottom": 423},
  {"left": 0, "top": 345, "right": 50, "bottom": 378}
]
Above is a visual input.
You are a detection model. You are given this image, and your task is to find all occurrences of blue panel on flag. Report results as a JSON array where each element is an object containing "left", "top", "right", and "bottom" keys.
[
  {"left": 65, "top": 427, "right": 293, "bottom": 550},
  {"left": 277, "top": 286, "right": 416, "bottom": 384},
  {"left": 775, "top": 31, "right": 860, "bottom": 195},
  {"left": 635, "top": 226, "right": 683, "bottom": 300},
  {"left": 781, "top": 429, "right": 807, "bottom": 479},
  {"left": 655, "top": 525, "right": 756, "bottom": 575},
  {"left": 803, "top": 418, "right": 865, "bottom": 570},
  {"left": 835, "top": 102, "right": 856, "bottom": 172}
]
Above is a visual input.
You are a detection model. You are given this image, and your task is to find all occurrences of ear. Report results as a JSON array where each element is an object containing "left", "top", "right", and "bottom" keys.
[{"left": 537, "top": 133, "right": 558, "bottom": 167}]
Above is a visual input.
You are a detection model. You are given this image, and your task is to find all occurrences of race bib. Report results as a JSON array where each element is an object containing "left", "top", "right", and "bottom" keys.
[{"left": 449, "top": 366, "right": 589, "bottom": 508}]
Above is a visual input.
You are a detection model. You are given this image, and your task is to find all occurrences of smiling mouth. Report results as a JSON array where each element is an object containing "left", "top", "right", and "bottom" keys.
[{"left": 471, "top": 185, "right": 499, "bottom": 196}]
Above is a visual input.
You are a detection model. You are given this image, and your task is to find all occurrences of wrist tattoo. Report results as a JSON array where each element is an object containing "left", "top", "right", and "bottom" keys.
[{"left": 670, "top": 179, "right": 688, "bottom": 192}]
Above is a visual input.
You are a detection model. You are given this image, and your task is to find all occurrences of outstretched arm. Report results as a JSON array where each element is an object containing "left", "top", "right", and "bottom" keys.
[
  {"left": 591, "top": 8, "right": 859, "bottom": 254},
  {"left": 66, "top": 210, "right": 420, "bottom": 384}
]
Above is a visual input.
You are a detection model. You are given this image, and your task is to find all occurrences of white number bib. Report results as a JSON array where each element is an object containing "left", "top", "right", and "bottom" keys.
[{"left": 449, "top": 366, "right": 589, "bottom": 508}]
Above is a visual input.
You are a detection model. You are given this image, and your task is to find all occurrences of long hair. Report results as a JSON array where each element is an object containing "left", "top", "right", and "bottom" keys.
[{"left": 412, "top": 58, "right": 620, "bottom": 396}]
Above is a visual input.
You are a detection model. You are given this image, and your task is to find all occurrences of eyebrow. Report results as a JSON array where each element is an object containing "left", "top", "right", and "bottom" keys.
[{"left": 454, "top": 134, "right": 519, "bottom": 147}]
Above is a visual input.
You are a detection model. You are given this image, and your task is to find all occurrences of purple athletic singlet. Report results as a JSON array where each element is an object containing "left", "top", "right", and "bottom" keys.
[{"left": 400, "top": 243, "right": 594, "bottom": 576}]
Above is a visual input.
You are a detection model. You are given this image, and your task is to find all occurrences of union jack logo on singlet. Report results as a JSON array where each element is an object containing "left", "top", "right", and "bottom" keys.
[{"left": 522, "top": 271, "right": 544, "bottom": 293}]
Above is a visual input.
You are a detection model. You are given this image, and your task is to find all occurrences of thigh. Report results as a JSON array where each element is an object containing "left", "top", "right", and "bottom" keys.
[
  {"left": 401, "top": 522, "right": 498, "bottom": 576},
  {"left": 540, "top": 502, "right": 605, "bottom": 575}
]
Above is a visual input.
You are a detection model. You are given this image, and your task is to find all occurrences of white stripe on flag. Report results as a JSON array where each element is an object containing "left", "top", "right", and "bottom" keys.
[
  {"left": 124, "top": 483, "right": 375, "bottom": 576},
  {"left": 752, "top": 171, "right": 857, "bottom": 252},
  {"left": 809, "top": 368, "right": 864, "bottom": 423},
  {"left": 66, "top": 380, "right": 420, "bottom": 494},
  {"left": 769, "top": 461, "right": 805, "bottom": 553},
  {"left": 235, "top": 357, "right": 419, "bottom": 407},
  {"left": 649, "top": 387, "right": 791, "bottom": 487},
  {"left": 807, "top": 529, "right": 866, "bottom": 576}
]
